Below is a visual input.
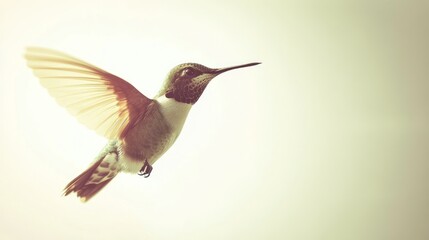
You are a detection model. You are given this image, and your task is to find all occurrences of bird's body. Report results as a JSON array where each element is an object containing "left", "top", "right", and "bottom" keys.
[
  {"left": 121, "top": 95, "right": 192, "bottom": 173},
  {"left": 25, "top": 47, "right": 260, "bottom": 202}
]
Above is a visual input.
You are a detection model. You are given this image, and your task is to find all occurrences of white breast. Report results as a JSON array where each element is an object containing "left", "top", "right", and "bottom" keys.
[{"left": 156, "top": 95, "right": 192, "bottom": 135}]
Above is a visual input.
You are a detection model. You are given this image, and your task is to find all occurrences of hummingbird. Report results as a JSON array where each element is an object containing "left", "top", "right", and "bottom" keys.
[{"left": 25, "top": 47, "right": 260, "bottom": 202}]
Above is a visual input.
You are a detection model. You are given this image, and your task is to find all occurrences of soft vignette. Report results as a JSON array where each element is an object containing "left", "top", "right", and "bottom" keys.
[{"left": 0, "top": 0, "right": 428, "bottom": 240}]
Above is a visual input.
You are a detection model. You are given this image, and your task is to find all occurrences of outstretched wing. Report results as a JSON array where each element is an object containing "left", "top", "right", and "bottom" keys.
[{"left": 25, "top": 47, "right": 152, "bottom": 139}]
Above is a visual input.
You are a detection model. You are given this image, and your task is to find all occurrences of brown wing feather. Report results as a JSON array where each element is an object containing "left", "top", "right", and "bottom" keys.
[{"left": 25, "top": 47, "right": 152, "bottom": 139}]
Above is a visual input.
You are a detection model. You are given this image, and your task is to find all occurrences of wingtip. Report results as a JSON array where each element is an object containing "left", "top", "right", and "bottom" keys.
[
  {"left": 23, "top": 46, "right": 47, "bottom": 60},
  {"left": 24, "top": 46, "right": 43, "bottom": 54},
  {"left": 24, "top": 46, "right": 71, "bottom": 60}
]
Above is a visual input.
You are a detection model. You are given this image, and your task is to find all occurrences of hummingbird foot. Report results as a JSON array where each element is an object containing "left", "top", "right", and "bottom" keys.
[{"left": 138, "top": 160, "right": 153, "bottom": 178}]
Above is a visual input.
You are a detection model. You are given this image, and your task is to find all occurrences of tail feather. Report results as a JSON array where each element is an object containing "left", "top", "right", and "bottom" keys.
[
  {"left": 63, "top": 158, "right": 103, "bottom": 196},
  {"left": 64, "top": 150, "right": 120, "bottom": 202}
]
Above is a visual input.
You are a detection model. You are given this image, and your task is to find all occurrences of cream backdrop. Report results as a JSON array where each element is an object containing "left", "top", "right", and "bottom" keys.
[{"left": 0, "top": 0, "right": 428, "bottom": 239}]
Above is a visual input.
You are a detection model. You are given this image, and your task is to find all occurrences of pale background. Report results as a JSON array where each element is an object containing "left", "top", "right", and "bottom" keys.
[{"left": 0, "top": 0, "right": 428, "bottom": 239}]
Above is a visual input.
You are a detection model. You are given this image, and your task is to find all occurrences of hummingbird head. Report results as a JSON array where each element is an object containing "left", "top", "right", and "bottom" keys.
[{"left": 158, "top": 62, "right": 261, "bottom": 104}]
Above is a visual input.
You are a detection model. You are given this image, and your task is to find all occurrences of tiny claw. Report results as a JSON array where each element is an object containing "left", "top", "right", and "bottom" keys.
[{"left": 138, "top": 160, "right": 153, "bottom": 178}]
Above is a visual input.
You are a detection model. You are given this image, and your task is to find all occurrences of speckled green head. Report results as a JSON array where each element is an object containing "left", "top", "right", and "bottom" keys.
[{"left": 158, "top": 62, "right": 261, "bottom": 104}]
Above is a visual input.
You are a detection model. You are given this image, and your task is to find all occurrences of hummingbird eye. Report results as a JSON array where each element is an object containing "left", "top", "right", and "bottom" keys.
[{"left": 182, "top": 68, "right": 198, "bottom": 77}]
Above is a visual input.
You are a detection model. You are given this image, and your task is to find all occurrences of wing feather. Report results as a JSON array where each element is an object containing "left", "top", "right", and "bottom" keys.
[{"left": 25, "top": 47, "right": 152, "bottom": 139}]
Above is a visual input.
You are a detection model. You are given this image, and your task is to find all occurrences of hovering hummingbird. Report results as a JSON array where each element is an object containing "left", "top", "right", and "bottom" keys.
[{"left": 25, "top": 47, "right": 260, "bottom": 202}]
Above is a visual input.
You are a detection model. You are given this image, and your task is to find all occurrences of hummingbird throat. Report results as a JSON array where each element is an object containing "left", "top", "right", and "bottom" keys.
[{"left": 165, "top": 82, "right": 208, "bottom": 104}]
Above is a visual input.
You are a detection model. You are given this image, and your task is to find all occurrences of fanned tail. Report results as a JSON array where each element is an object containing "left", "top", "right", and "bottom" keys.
[{"left": 64, "top": 143, "right": 121, "bottom": 202}]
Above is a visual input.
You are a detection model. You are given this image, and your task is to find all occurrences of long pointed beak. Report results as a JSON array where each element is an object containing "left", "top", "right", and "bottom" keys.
[{"left": 212, "top": 62, "right": 261, "bottom": 74}]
